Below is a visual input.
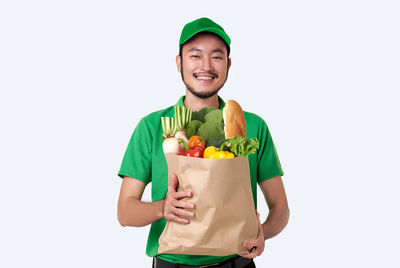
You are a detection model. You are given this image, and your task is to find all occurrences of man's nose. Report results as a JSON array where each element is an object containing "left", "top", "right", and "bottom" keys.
[{"left": 200, "top": 58, "right": 212, "bottom": 71}]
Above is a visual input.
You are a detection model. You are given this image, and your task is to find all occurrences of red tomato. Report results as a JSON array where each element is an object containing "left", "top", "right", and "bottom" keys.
[{"left": 188, "top": 136, "right": 206, "bottom": 149}]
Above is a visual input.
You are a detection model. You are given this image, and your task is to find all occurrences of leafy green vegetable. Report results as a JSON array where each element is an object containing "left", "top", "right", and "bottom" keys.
[
  {"left": 198, "top": 121, "right": 225, "bottom": 145},
  {"left": 207, "top": 137, "right": 227, "bottom": 148},
  {"left": 187, "top": 107, "right": 226, "bottom": 147},
  {"left": 220, "top": 136, "right": 259, "bottom": 157},
  {"left": 192, "top": 107, "right": 217, "bottom": 122},
  {"left": 204, "top": 109, "right": 223, "bottom": 125},
  {"left": 186, "top": 120, "right": 203, "bottom": 139}
]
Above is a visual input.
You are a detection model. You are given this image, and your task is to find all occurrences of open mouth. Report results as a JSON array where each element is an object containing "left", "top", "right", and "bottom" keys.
[{"left": 194, "top": 74, "right": 217, "bottom": 81}]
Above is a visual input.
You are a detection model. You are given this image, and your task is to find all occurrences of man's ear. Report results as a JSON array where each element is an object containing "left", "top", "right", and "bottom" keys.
[
  {"left": 227, "top": 58, "right": 231, "bottom": 70},
  {"left": 176, "top": 55, "right": 181, "bottom": 72}
]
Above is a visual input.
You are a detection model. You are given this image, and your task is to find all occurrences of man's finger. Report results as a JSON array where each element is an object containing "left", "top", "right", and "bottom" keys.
[
  {"left": 242, "top": 244, "right": 256, "bottom": 251},
  {"left": 168, "top": 174, "right": 179, "bottom": 192},
  {"left": 174, "top": 200, "right": 195, "bottom": 209},
  {"left": 168, "top": 214, "right": 189, "bottom": 224},
  {"left": 243, "top": 252, "right": 257, "bottom": 259},
  {"left": 242, "top": 240, "right": 257, "bottom": 249},
  {"left": 173, "top": 190, "right": 192, "bottom": 200},
  {"left": 256, "top": 212, "right": 262, "bottom": 226},
  {"left": 255, "top": 212, "right": 264, "bottom": 239},
  {"left": 239, "top": 248, "right": 260, "bottom": 259},
  {"left": 173, "top": 207, "right": 195, "bottom": 218}
]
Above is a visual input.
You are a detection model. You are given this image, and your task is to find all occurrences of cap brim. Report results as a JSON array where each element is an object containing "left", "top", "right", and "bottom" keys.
[{"left": 180, "top": 27, "right": 231, "bottom": 48}]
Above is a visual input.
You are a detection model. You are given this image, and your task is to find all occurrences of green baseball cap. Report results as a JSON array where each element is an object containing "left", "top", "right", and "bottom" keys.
[{"left": 179, "top": 17, "right": 231, "bottom": 52}]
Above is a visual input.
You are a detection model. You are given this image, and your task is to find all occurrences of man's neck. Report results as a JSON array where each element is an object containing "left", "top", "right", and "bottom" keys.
[{"left": 183, "top": 89, "right": 220, "bottom": 111}]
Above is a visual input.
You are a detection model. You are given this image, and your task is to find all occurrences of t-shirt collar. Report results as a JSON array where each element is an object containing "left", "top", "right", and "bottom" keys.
[{"left": 176, "top": 95, "right": 225, "bottom": 110}]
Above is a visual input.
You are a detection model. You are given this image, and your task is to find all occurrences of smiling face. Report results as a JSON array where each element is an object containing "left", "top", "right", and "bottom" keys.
[{"left": 176, "top": 32, "right": 231, "bottom": 99}]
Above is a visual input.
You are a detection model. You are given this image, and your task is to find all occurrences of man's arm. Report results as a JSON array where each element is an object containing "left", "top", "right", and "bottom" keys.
[
  {"left": 117, "top": 176, "right": 163, "bottom": 227},
  {"left": 117, "top": 175, "right": 194, "bottom": 227},
  {"left": 239, "top": 175, "right": 289, "bottom": 259},
  {"left": 259, "top": 175, "right": 290, "bottom": 240}
]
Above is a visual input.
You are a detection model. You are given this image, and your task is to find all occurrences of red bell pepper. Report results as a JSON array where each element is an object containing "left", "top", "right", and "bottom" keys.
[
  {"left": 177, "top": 138, "right": 204, "bottom": 158},
  {"left": 185, "top": 146, "right": 204, "bottom": 158}
]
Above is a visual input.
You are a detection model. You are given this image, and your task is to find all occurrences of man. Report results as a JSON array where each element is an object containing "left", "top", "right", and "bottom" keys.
[{"left": 117, "top": 17, "right": 289, "bottom": 268}]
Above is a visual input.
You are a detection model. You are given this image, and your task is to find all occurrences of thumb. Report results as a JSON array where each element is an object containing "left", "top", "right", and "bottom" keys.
[{"left": 169, "top": 174, "right": 179, "bottom": 192}]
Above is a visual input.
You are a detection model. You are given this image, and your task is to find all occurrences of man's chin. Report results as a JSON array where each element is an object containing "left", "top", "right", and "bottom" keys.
[{"left": 187, "top": 87, "right": 220, "bottom": 99}]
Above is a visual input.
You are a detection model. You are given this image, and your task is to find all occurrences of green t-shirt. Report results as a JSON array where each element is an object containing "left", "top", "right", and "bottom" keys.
[{"left": 118, "top": 96, "right": 284, "bottom": 266}]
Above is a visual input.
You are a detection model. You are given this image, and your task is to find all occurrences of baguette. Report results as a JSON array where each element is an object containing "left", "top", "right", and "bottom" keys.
[{"left": 223, "top": 100, "right": 246, "bottom": 139}]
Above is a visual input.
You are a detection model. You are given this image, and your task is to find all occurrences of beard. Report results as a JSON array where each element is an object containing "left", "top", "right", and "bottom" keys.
[{"left": 180, "top": 64, "right": 229, "bottom": 99}]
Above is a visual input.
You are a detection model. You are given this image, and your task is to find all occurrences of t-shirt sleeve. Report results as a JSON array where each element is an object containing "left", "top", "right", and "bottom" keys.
[
  {"left": 118, "top": 118, "right": 153, "bottom": 184},
  {"left": 257, "top": 119, "right": 284, "bottom": 183}
]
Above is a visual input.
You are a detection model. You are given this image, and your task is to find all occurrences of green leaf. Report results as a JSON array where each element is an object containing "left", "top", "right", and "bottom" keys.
[
  {"left": 198, "top": 121, "right": 225, "bottom": 145},
  {"left": 224, "top": 136, "right": 260, "bottom": 157},
  {"left": 192, "top": 107, "right": 217, "bottom": 123},
  {"left": 204, "top": 109, "right": 223, "bottom": 125},
  {"left": 186, "top": 120, "right": 203, "bottom": 139},
  {"left": 207, "top": 137, "right": 227, "bottom": 148}
]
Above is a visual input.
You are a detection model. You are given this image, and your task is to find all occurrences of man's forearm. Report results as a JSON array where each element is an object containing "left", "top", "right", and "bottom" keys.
[
  {"left": 118, "top": 197, "right": 164, "bottom": 227},
  {"left": 262, "top": 204, "right": 290, "bottom": 240}
]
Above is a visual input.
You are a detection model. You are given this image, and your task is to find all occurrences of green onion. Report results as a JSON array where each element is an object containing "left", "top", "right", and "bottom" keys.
[
  {"left": 175, "top": 105, "right": 192, "bottom": 131},
  {"left": 161, "top": 117, "right": 176, "bottom": 137}
]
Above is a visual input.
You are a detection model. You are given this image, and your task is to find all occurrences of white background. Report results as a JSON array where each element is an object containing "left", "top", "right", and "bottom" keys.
[{"left": 1, "top": 0, "right": 399, "bottom": 267}]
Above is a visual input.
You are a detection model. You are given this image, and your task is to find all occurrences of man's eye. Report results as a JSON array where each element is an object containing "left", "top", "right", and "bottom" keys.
[
  {"left": 213, "top": 56, "right": 223, "bottom": 60},
  {"left": 190, "top": 55, "right": 200, "bottom": 58}
]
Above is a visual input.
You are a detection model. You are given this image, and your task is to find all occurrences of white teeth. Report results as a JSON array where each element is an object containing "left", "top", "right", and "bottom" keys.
[{"left": 196, "top": 76, "right": 213, "bottom": 80}]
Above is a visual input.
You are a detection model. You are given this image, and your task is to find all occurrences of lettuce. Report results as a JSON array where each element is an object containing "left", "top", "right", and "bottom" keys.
[{"left": 220, "top": 136, "right": 259, "bottom": 158}]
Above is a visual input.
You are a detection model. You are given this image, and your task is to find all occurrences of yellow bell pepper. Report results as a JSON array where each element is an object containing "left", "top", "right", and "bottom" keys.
[
  {"left": 204, "top": 146, "right": 235, "bottom": 159},
  {"left": 203, "top": 146, "right": 217, "bottom": 158}
]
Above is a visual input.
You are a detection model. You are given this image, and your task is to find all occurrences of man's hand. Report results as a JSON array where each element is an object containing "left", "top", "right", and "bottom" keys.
[
  {"left": 162, "top": 174, "right": 195, "bottom": 224},
  {"left": 238, "top": 211, "right": 265, "bottom": 259}
]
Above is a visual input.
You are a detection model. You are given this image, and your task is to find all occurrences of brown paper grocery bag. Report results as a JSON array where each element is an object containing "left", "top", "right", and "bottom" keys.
[{"left": 158, "top": 153, "right": 259, "bottom": 256}]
